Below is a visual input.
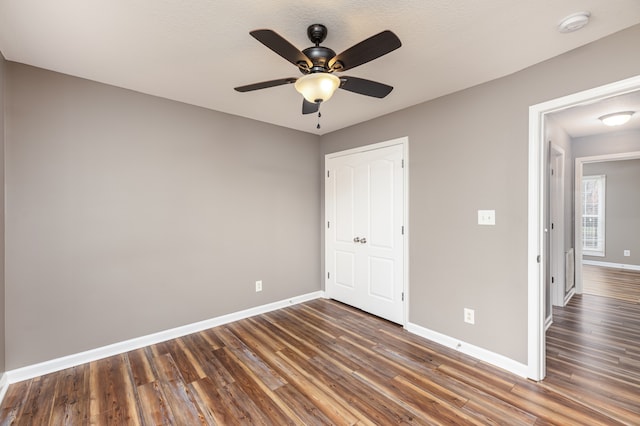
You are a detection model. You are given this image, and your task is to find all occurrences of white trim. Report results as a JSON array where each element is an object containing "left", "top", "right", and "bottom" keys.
[
  {"left": 5, "top": 291, "right": 325, "bottom": 384},
  {"left": 325, "top": 136, "right": 409, "bottom": 327},
  {"left": 528, "top": 74, "right": 640, "bottom": 381},
  {"left": 402, "top": 139, "right": 410, "bottom": 327},
  {"left": 575, "top": 159, "right": 584, "bottom": 294},
  {"left": 583, "top": 259, "right": 640, "bottom": 271},
  {"left": 583, "top": 251, "right": 605, "bottom": 257},
  {"left": 528, "top": 99, "right": 546, "bottom": 381},
  {"left": 544, "top": 316, "right": 553, "bottom": 331},
  {"left": 564, "top": 287, "right": 576, "bottom": 306},
  {"left": 550, "top": 143, "right": 566, "bottom": 307},
  {"left": 325, "top": 137, "right": 407, "bottom": 160},
  {"left": 581, "top": 174, "right": 606, "bottom": 257},
  {"left": 406, "top": 322, "right": 529, "bottom": 378},
  {"left": 577, "top": 151, "right": 640, "bottom": 162},
  {"left": 0, "top": 373, "right": 8, "bottom": 406}
]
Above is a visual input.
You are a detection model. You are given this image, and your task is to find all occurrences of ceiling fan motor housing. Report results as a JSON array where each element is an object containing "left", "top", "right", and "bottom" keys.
[
  {"left": 299, "top": 24, "right": 341, "bottom": 74},
  {"left": 301, "top": 46, "right": 336, "bottom": 74}
]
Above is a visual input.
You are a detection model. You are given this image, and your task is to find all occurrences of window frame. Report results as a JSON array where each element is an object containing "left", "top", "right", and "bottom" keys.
[{"left": 581, "top": 174, "right": 606, "bottom": 257}]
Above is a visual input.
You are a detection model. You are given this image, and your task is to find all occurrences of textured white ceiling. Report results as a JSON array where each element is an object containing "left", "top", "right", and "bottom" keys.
[{"left": 1, "top": 0, "right": 640, "bottom": 135}]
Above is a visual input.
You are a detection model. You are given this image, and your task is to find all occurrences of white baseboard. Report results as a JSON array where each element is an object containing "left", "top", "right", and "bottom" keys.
[
  {"left": 405, "top": 322, "right": 529, "bottom": 379},
  {"left": 564, "top": 288, "right": 576, "bottom": 306},
  {"left": 6, "top": 291, "right": 325, "bottom": 384},
  {"left": 545, "top": 315, "right": 553, "bottom": 331},
  {"left": 582, "top": 259, "right": 640, "bottom": 271},
  {"left": 0, "top": 373, "right": 8, "bottom": 406}
]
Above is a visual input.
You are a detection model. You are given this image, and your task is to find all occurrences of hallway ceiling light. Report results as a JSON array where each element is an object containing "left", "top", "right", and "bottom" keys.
[
  {"left": 558, "top": 11, "right": 591, "bottom": 33},
  {"left": 599, "top": 111, "right": 635, "bottom": 126}
]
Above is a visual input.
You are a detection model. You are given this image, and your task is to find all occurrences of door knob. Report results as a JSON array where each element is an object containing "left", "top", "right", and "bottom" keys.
[
  {"left": 360, "top": 237, "right": 367, "bottom": 244},
  {"left": 353, "top": 237, "right": 360, "bottom": 243}
]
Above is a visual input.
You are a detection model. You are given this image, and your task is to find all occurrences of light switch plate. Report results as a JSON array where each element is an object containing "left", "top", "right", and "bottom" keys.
[
  {"left": 624, "top": 250, "right": 631, "bottom": 256},
  {"left": 478, "top": 210, "right": 496, "bottom": 225}
]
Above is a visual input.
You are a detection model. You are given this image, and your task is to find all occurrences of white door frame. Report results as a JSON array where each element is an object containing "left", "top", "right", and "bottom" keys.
[
  {"left": 549, "top": 143, "right": 566, "bottom": 307},
  {"left": 325, "top": 136, "right": 410, "bottom": 326},
  {"left": 528, "top": 74, "right": 640, "bottom": 381}
]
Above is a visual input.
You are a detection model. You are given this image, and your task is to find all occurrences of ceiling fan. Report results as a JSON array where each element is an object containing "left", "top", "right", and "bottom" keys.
[{"left": 234, "top": 24, "right": 402, "bottom": 115}]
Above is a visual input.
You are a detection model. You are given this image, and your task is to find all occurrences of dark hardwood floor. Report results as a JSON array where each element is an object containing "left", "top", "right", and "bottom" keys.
[
  {"left": 1, "top": 295, "right": 639, "bottom": 425},
  {"left": 545, "top": 292, "right": 640, "bottom": 424},
  {"left": 583, "top": 264, "right": 640, "bottom": 302}
]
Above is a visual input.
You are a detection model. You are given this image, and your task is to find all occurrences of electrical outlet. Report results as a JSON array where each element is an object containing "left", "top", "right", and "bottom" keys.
[
  {"left": 464, "top": 308, "right": 475, "bottom": 324},
  {"left": 624, "top": 250, "right": 631, "bottom": 257},
  {"left": 255, "top": 280, "right": 262, "bottom": 292}
]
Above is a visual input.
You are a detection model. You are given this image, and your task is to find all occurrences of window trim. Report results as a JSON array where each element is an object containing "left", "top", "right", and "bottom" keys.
[{"left": 582, "top": 174, "right": 606, "bottom": 257}]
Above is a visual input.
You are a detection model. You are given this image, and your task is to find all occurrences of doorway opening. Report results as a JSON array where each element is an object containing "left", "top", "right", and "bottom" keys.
[
  {"left": 528, "top": 74, "right": 640, "bottom": 381},
  {"left": 574, "top": 152, "right": 640, "bottom": 294}
]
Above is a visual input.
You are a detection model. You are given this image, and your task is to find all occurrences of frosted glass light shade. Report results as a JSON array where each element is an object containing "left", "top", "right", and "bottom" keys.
[
  {"left": 294, "top": 73, "right": 340, "bottom": 103},
  {"left": 599, "top": 111, "right": 634, "bottom": 127}
]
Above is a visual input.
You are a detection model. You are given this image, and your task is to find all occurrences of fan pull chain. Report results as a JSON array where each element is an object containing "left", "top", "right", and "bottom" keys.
[{"left": 317, "top": 110, "right": 322, "bottom": 129}]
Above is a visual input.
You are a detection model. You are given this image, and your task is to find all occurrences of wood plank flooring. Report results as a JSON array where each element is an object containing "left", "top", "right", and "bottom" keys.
[
  {"left": 545, "top": 292, "right": 640, "bottom": 424},
  {"left": 583, "top": 264, "right": 640, "bottom": 302},
  {"left": 1, "top": 297, "right": 639, "bottom": 425}
]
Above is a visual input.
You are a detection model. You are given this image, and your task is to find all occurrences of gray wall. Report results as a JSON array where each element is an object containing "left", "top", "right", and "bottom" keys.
[
  {"left": 5, "top": 63, "right": 321, "bottom": 369},
  {"left": 583, "top": 159, "right": 640, "bottom": 266},
  {"left": 547, "top": 121, "right": 575, "bottom": 253},
  {"left": 573, "top": 129, "right": 640, "bottom": 158},
  {"left": 320, "top": 25, "right": 640, "bottom": 364},
  {"left": 0, "top": 52, "right": 6, "bottom": 374},
  {"left": 4, "top": 25, "right": 640, "bottom": 371}
]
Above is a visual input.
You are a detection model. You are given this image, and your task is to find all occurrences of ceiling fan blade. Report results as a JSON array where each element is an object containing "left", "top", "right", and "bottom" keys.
[
  {"left": 250, "top": 29, "right": 313, "bottom": 70},
  {"left": 302, "top": 99, "right": 320, "bottom": 115},
  {"left": 339, "top": 76, "right": 393, "bottom": 98},
  {"left": 234, "top": 77, "right": 297, "bottom": 92},
  {"left": 329, "top": 30, "right": 401, "bottom": 72}
]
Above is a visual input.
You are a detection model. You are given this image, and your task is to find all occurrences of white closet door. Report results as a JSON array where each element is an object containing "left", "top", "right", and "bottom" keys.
[{"left": 326, "top": 143, "right": 404, "bottom": 324}]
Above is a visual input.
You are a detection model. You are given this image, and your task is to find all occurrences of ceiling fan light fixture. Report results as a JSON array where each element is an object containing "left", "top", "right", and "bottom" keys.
[
  {"left": 598, "top": 111, "right": 635, "bottom": 126},
  {"left": 295, "top": 73, "right": 340, "bottom": 104}
]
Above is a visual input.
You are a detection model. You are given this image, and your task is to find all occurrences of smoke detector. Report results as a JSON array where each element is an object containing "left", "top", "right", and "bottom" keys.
[{"left": 558, "top": 11, "right": 591, "bottom": 33}]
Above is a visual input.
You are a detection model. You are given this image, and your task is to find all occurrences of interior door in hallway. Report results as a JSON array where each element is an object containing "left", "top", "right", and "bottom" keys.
[{"left": 325, "top": 142, "right": 405, "bottom": 324}]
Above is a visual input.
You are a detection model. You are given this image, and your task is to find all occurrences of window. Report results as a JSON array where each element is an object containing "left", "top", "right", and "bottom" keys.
[{"left": 582, "top": 175, "right": 605, "bottom": 256}]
